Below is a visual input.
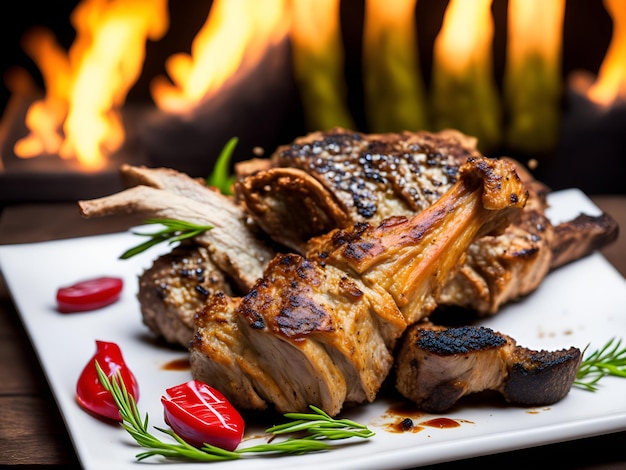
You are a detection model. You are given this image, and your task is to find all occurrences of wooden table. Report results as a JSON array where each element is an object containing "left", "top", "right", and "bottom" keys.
[{"left": 1, "top": 197, "right": 625, "bottom": 469}]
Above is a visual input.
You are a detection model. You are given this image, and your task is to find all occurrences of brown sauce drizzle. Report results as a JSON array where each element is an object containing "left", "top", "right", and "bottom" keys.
[
  {"left": 162, "top": 357, "right": 190, "bottom": 371},
  {"left": 420, "top": 417, "right": 461, "bottom": 429},
  {"left": 382, "top": 401, "right": 467, "bottom": 433}
]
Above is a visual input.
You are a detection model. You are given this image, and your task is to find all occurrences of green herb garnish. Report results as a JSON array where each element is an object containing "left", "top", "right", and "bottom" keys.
[
  {"left": 96, "top": 363, "right": 374, "bottom": 462},
  {"left": 206, "top": 136, "right": 238, "bottom": 195},
  {"left": 574, "top": 338, "right": 626, "bottom": 392},
  {"left": 119, "top": 218, "right": 213, "bottom": 260}
]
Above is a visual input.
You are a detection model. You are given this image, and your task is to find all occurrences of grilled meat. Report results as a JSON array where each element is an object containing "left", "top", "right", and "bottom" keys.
[
  {"left": 235, "top": 128, "right": 480, "bottom": 251},
  {"left": 190, "top": 156, "right": 527, "bottom": 415},
  {"left": 79, "top": 164, "right": 275, "bottom": 292},
  {"left": 550, "top": 212, "right": 620, "bottom": 270},
  {"left": 138, "top": 243, "right": 232, "bottom": 347},
  {"left": 79, "top": 164, "right": 275, "bottom": 347},
  {"left": 395, "top": 324, "right": 582, "bottom": 412},
  {"left": 235, "top": 127, "right": 618, "bottom": 315}
]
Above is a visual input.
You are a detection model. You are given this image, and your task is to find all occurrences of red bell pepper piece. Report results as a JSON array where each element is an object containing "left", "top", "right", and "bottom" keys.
[
  {"left": 162, "top": 380, "right": 245, "bottom": 451},
  {"left": 56, "top": 276, "right": 123, "bottom": 313},
  {"left": 76, "top": 340, "right": 139, "bottom": 421}
]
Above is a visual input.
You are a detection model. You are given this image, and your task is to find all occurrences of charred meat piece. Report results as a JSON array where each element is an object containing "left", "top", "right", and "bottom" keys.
[
  {"left": 138, "top": 243, "right": 233, "bottom": 347},
  {"left": 550, "top": 212, "right": 619, "bottom": 270},
  {"left": 235, "top": 128, "right": 481, "bottom": 249},
  {"left": 235, "top": 127, "right": 618, "bottom": 315},
  {"left": 191, "top": 156, "right": 527, "bottom": 415},
  {"left": 395, "top": 324, "right": 582, "bottom": 413},
  {"left": 79, "top": 165, "right": 275, "bottom": 292}
]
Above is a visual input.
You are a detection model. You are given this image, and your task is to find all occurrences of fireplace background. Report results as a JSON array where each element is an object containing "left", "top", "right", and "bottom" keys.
[{"left": 1, "top": 0, "right": 624, "bottom": 202}]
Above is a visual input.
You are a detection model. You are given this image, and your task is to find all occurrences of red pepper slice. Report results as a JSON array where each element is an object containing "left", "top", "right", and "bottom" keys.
[
  {"left": 76, "top": 340, "right": 139, "bottom": 421},
  {"left": 161, "top": 380, "right": 245, "bottom": 451},
  {"left": 57, "top": 276, "right": 123, "bottom": 313}
]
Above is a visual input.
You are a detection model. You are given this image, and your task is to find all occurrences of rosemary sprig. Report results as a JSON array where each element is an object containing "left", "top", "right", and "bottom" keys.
[
  {"left": 95, "top": 363, "right": 374, "bottom": 463},
  {"left": 119, "top": 219, "right": 213, "bottom": 260},
  {"left": 574, "top": 338, "right": 626, "bottom": 392},
  {"left": 119, "top": 138, "right": 238, "bottom": 260},
  {"left": 206, "top": 136, "right": 238, "bottom": 195}
]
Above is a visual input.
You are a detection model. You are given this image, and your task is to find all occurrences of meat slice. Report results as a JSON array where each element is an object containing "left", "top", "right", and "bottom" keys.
[
  {"left": 235, "top": 127, "right": 618, "bottom": 315},
  {"left": 395, "top": 324, "right": 582, "bottom": 413},
  {"left": 190, "top": 156, "right": 527, "bottom": 415},
  {"left": 193, "top": 255, "right": 401, "bottom": 415},
  {"left": 138, "top": 243, "right": 232, "bottom": 347},
  {"left": 78, "top": 166, "right": 275, "bottom": 292},
  {"left": 550, "top": 212, "right": 619, "bottom": 270},
  {"left": 190, "top": 292, "right": 274, "bottom": 411}
]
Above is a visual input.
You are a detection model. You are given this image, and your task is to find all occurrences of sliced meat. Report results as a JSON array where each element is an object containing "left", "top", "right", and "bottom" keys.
[
  {"left": 138, "top": 243, "right": 233, "bottom": 347},
  {"left": 190, "top": 156, "right": 527, "bottom": 415},
  {"left": 193, "top": 254, "right": 402, "bottom": 416},
  {"left": 190, "top": 292, "right": 273, "bottom": 411},
  {"left": 78, "top": 169, "right": 275, "bottom": 292},
  {"left": 395, "top": 324, "right": 582, "bottom": 413},
  {"left": 550, "top": 212, "right": 619, "bottom": 269}
]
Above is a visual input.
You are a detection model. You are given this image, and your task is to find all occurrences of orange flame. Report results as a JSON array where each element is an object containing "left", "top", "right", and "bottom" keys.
[
  {"left": 585, "top": 0, "right": 626, "bottom": 106},
  {"left": 151, "top": 0, "right": 290, "bottom": 114},
  {"left": 433, "top": 0, "right": 494, "bottom": 75},
  {"left": 15, "top": 0, "right": 168, "bottom": 170},
  {"left": 430, "top": 0, "right": 501, "bottom": 151},
  {"left": 9, "top": 0, "right": 623, "bottom": 171},
  {"left": 503, "top": 0, "right": 565, "bottom": 153}
]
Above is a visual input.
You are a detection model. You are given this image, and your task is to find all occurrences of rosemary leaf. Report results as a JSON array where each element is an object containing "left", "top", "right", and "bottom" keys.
[
  {"left": 95, "top": 364, "right": 374, "bottom": 463},
  {"left": 574, "top": 338, "right": 626, "bottom": 391},
  {"left": 119, "top": 218, "right": 213, "bottom": 260},
  {"left": 206, "top": 136, "right": 238, "bottom": 195}
]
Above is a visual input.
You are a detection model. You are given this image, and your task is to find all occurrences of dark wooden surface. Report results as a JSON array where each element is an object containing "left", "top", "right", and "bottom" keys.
[{"left": 1, "top": 197, "right": 625, "bottom": 469}]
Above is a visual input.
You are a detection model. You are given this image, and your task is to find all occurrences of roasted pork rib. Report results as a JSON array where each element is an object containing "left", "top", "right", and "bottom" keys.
[
  {"left": 190, "top": 156, "right": 528, "bottom": 415},
  {"left": 235, "top": 127, "right": 618, "bottom": 315}
]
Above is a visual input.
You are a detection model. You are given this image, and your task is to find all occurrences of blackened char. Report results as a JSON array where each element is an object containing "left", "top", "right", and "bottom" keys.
[{"left": 395, "top": 324, "right": 582, "bottom": 413}]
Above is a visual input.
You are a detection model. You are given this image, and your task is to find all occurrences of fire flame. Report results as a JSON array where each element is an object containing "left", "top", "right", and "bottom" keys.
[
  {"left": 503, "top": 0, "right": 565, "bottom": 153},
  {"left": 15, "top": 0, "right": 168, "bottom": 170},
  {"left": 585, "top": 0, "right": 626, "bottom": 106},
  {"left": 151, "top": 0, "right": 290, "bottom": 114},
  {"left": 7, "top": 0, "right": 625, "bottom": 170},
  {"left": 430, "top": 0, "right": 501, "bottom": 151}
]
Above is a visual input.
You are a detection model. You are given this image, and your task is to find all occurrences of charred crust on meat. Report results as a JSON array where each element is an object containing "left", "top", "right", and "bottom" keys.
[
  {"left": 396, "top": 325, "right": 582, "bottom": 412},
  {"left": 550, "top": 213, "right": 620, "bottom": 269},
  {"left": 240, "top": 304, "right": 266, "bottom": 330},
  {"left": 330, "top": 223, "right": 370, "bottom": 247},
  {"left": 275, "top": 294, "right": 335, "bottom": 339},
  {"left": 504, "top": 347, "right": 582, "bottom": 406},
  {"left": 338, "top": 277, "right": 364, "bottom": 299},
  {"left": 414, "top": 326, "right": 507, "bottom": 354},
  {"left": 239, "top": 287, "right": 266, "bottom": 329},
  {"left": 274, "top": 128, "right": 477, "bottom": 220},
  {"left": 342, "top": 241, "right": 377, "bottom": 261}
]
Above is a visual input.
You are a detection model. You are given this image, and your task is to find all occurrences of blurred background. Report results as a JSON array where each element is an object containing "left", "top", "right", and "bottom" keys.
[{"left": 1, "top": 0, "right": 624, "bottom": 204}]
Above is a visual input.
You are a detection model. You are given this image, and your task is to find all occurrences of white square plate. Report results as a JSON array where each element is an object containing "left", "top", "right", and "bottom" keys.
[{"left": 1, "top": 188, "right": 625, "bottom": 470}]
